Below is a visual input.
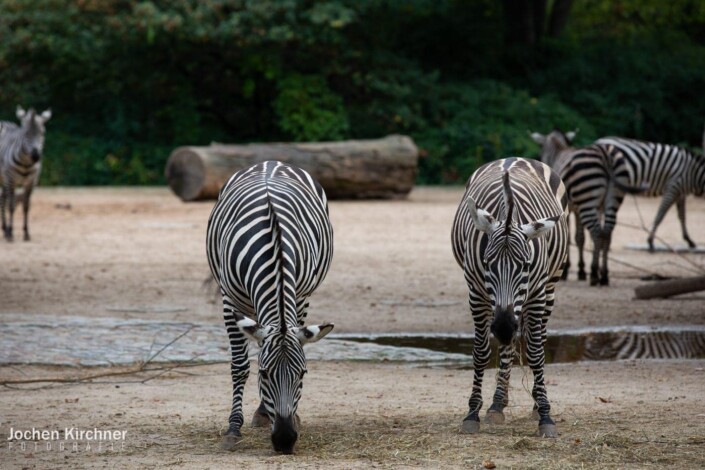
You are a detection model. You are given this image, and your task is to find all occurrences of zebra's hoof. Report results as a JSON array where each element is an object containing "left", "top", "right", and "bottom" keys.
[
  {"left": 251, "top": 411, "right": 270, "bottom": 428},
  {"left": 221, "top": 431, "right": 243, "bottom": 451},
  {"left": 577, "top": 272, "right": 587, "bottom": 281},
  {"left": 484, "top": 409, "right": 505, "bottom": 424},
  {"left": 538, "top": 423, "right": 558, "bottom": 438},
  {"left": 461, "top": 419, "right": 480, "bottom": 434}
]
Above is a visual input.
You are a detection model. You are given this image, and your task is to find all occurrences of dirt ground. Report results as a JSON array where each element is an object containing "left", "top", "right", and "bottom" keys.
[{"left": 2, "top": 186, "right": 705, "bottom": 468}]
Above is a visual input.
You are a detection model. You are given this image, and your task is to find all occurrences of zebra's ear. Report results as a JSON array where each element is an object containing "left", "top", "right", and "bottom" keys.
[
  {"left": 466, "top": 197, "right": 499, "bottom": 234},
  {"left": 294, "top": 323, "right": 334, "bottom": 345},
  {"left": 234, "top": 314, "right": 270, "bottom": 345},
  {"left": 40, "top": 109, "right": 52, "bottom": 122},
  {"left": 520, "top": 215, "right": 560, "bottom": 240},
  {"left": 529, "top": 132, "right": 546, "bottom": 145},
  {"left": 16, "top": 106, "right": 26, "bottom": 120},
  {"left": 565, "top": 129, "right": 578, "bottom": 142}
]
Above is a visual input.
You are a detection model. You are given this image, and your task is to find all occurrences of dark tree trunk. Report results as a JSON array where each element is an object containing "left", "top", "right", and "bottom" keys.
[
  {"left": 547, "top": 0, "right": 574, "bottom": 37},
  {"left": 502, "top": 0, "right": 536, "bottom": 46}
]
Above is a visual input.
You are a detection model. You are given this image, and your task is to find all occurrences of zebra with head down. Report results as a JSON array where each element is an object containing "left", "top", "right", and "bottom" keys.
[
  {"left": 206, "top": 161, "right": 334, "bottom": 454},
  {"left": 451, "top": 157, "right": 568, "bottom": 438},
  {"left": 1, "top": 105, "right": 52, "bottom": 241}
]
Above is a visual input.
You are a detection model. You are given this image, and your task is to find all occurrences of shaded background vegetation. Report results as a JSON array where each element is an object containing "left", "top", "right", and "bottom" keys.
[{"left": 1, "top": 0, "right": 704, "bottom": 185}]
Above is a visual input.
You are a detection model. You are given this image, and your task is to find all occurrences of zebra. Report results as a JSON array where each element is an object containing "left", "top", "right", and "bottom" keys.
[
  {"left": 206, "top": 160, "right": 334, "bottom": 454},
  {"left": 451, "top": 157, "right": 568, "bottom": 438},
  {"left": 531, "top": 130, "right": 645, "bottom": 285},
  {"left": 0, "top": 106, "right": 52, "bottom": 242},
  {"left": 595, "top": 136, "right": 705, "bottom": 252}
]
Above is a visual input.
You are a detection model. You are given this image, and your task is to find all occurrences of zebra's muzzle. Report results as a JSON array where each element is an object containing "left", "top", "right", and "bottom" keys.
[
  {"left": 271, "top": 415, "right": 298, "bottom": 454},
  {"left": 30, "top": 149, "right": 41, "bottom": 163},
  {"left": 491, "top": 308, "right": 518, "bottom": 346}
]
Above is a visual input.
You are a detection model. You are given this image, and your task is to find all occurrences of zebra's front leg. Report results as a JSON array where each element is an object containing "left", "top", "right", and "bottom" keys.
[
  {"left": 1, "top": 183, "right": 15, "bottom": 242},
  {"left": 526, "top": 311, "right": 557, "bottom": 438},
  {"left": 251, "top": 401, "right": 270, "bottom": 427},
  {"left": 461, "top": 318, "right": 491, "bottom": 434},
  {"left": 485, "top": 343, "right": 514, "bottom": 424},
  {"left": 22, "top": 185, "right": 33, "bottom": 241},
  {"left": 222, "top": 319, "right": 250, "bottom": 450}
]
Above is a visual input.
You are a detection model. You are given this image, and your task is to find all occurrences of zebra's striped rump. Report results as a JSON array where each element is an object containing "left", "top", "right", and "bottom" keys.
[
  {"left": 451, "top": 157, "right": 568, "bottom": 437},
  {"left": 206, "top": 161, "right": 334, "bottom": 453}
]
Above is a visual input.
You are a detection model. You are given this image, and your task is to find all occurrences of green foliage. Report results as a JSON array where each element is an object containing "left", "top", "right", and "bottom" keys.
[
  {"left": 274, "top": 74, "right": 349, "bottom": 141},
  {"left": 414, "top": 81, "right": 596, "bottom": 184},
  {"left": 0, "top": 0, "right": 703, "bottom": 185}
]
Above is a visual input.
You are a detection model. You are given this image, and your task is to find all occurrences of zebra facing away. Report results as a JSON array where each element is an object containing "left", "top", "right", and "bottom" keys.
[
  {"left": 451, "top": 157, "right": 568, "bottom": 438},
  {"left": 595, "top": 136, "right": 705, "bottom": 252},
  {"left": 531, "top": 130, "right": 645, "bottom": 285},
  {"left": 206, "top": 161, "right": 334, "bottom": 454},
  {"left": 0, "top": 106, "right": 52, "bottom": 242}
]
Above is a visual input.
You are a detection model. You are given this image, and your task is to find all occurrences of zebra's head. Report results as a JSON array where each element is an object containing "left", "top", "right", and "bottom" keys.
[
  {"left": 466, "top": 172, "right": 561, "bottom": 346},
  {"left": 530, "top": 129, "right": 577, "bottom": 167},
  {"left": 16, "top": 105, "right": 52, "bottom": 164},
  {"left": 234, "top": 312, "right": 334, "bottom": 454}
]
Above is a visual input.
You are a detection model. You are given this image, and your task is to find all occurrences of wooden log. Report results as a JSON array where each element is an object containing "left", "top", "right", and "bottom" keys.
[
  {"left": 164, "top": 135, "right": 419, "bottom": 201},
  {"left": 634, "top": 275, "right": 705, "bottom": 299}
]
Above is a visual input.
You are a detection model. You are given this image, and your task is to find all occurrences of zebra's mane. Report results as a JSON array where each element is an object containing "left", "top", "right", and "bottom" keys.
[{"left": 502, "top": 171, "right": 515, "bottom": 236}]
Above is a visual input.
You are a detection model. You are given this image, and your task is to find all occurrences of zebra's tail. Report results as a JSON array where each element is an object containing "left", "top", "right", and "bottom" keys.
[
  {"left": 600, "top": 144, "right": 650, "bottom": 194},
  {"left": 613, "top": 179, "right": 649, "bottom": 194}
]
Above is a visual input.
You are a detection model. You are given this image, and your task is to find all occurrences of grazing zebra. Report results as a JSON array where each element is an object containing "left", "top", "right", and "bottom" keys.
[
  {"left": 451, "top": 157, "right": 568, "bottom": 438},
  {"left": 595, "top": 136, "right": 705, "bottom": 252},
  {"left": 206, "top": 161, "right": 334, "bottom": 454},
  {"left": 531, "top": 130, "right": 645, "bottom": 285},
  {"left": 0, "top": 106, "right": 52, "bottom": 242}
]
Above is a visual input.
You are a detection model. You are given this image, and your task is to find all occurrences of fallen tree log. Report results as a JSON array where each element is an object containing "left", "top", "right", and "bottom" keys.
[
  {"left": 634, "top": 275, "right": 705, "bottom": 299},
  {"left": 165, "top": 135, "right": 419, "bottom": 201}
]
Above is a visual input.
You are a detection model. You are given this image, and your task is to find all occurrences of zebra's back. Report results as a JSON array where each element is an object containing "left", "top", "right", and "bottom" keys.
[
  {"left": 206, "top": 161, "right": 333, "bottom": 321},
  {"left": 596, "top": 137, "right": 702, "bottom": 196}
]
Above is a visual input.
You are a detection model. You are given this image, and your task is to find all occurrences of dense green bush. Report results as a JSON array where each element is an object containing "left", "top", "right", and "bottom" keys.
[
  {"left": 0, "top": 1, "right": 703, "bottom": 186},
  {"left": 413, "top": 81, "right": 597, "bottom": 184}
]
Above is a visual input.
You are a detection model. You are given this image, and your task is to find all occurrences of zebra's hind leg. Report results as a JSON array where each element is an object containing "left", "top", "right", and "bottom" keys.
[
  {"left": 485, "top": 343, "right": 514, "bottom": 425},
  {"left": 574, "top": 215, "right": 587, "bottom": 281},
  {"left": 588, "top": 225, "right": 602, "bottom": 286},
  {"left": 676, "top": 198, "right": 696, "bottom": 249}
]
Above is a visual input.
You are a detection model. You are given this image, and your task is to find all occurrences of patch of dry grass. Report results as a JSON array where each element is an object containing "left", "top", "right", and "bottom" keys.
[{"left": 168, "top": 410, "right": 705, "bottom": 469}]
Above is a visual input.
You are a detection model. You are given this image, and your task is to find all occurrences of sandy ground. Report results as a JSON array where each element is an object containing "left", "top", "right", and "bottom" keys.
[{"left": 1, "top": 186, "right": 705, "bottom": 468}]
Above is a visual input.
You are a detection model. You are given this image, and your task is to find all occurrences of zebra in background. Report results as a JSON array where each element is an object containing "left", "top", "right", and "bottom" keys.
[
  {"left": 595, "top": 136, "right": 705, "bottom": 252},
  {"left": 206, "top": 161, "right": 334, "bottom": 454},
  {"left": 0, "top": 105, "right": 52, "bottom": 242},
  {"left": 531, "top": 130, "right": 645, "bottom": 285},
  {"left": 451, "top": 157, "right": 568, "bottom": 438}
]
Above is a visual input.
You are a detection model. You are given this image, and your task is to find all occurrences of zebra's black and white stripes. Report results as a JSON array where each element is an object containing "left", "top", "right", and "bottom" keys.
[
  {"left": 596, "top": 136, "right": 705, "bottom": 251},
  {"left": 0, "top": 106, "right": 51, "bottom": 242},
  {"left": 206, "top": 161, "right": 334, "bottom": 454},
  {"left": 531, "top": 130, "right": 645, "bottom": 285},
  {"left": 451, "top": 157, "right": 568, "bottom": 438}
]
